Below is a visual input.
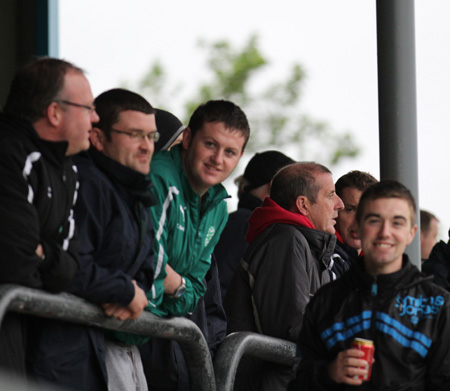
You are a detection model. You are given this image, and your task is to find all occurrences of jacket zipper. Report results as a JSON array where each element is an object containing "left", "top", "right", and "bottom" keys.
[{"left": 370, "top": 275, "right": 378, "bottom": 337}]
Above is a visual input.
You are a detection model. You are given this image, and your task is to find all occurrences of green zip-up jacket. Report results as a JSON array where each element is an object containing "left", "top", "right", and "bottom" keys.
[{"left": 147, "top": 145, "right": 229, "bottom": 317}]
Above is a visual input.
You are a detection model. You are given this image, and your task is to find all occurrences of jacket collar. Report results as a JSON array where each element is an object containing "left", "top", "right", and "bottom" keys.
[
  {"left": 349, "top": 254, "right": 429, "bottom": 297},
  {"left": 237, "top": 192, "right": 262, "bottom": 211},
  {"left": 0, "top": 113, "right": 69, "bottom": 167},
  {"left": 88, "top": 147, "right": 155, "bottom": 207}
]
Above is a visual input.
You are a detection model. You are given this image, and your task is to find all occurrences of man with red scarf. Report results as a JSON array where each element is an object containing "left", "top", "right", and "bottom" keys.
[{"left": 224, "top": 162, "right": 344, "bottom": 391}]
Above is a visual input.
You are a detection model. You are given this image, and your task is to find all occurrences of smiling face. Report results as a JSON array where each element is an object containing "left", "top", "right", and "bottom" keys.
[
  {"left": 306, "top": 172, "right": 344, "bottom": 234},
  {"left": 359, "top": 197, "right": 417, "bottom": 275},
  {"left": 91, "top": 110, "right": 156, "bottom": 175},
  {"left": 181, "top": 121, "right": 245, "bottom": 196},
  {"left": 335, "top": 187, "right": 363, "bottom": 250}
]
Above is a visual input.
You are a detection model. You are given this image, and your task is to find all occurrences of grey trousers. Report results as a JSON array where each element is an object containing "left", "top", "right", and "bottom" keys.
[{"left": 105, "top": 340, "right": 148, "bottom": 391}]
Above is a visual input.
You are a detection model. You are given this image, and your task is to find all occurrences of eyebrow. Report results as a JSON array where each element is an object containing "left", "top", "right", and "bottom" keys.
[
  {"left": 393, "top": 216, "right": 408, "bottom": 221},
  {"left": 363, "top": 213, "right": 408, "bottom": 221},
  {"left": 363, "top": 213, "right": 381, "bottom": 220}
]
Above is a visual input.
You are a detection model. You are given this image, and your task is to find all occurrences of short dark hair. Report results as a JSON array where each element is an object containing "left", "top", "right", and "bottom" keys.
[
  {"left": 356, "top": 180, "right": 417, "bottom": 226},
  {"left": 270, "top": 162, "right": 331, "bottom": 211},
  {"left": 3, "top": 57, "right": 84, "bottom": 123},
  {"left": 187, "top": 100, "right": 250, "bottom": 148},
  {"left": 420, "top": 210, "right": 438, "bottom": 234},
  {"left": 335, "top": 170, "right": 378, "bottom": 197},
  {"left": 94, "top": 88, "right": 155, "bottom": 140}
]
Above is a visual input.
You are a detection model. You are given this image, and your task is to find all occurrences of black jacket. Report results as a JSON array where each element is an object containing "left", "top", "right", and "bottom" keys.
[
  {"left": 0, "top": 113, "right": 79, "bottom": 291},
  {"left": 214, "top": 192, "right": 262, "bottom": 299},
  {"left": 0, "top": 113, "right": 80, "bottom": 376},
  {"left": 331, "top": 239, "right": 358, "bottom": 279},
  {"left": 422, "top": 235, "right": 450, "bottom": 292},
  {"left": 224, "top": 206, "right": 335, "bottom": 391},
  {"left": 225, "top": 223, "right": 334, "bottom": 341},
  {"left": 295, "top": 255, "right": 450, "bottom": 390},
  {"left": 27, "top": 149, "right": 155, "bottom": 390}
]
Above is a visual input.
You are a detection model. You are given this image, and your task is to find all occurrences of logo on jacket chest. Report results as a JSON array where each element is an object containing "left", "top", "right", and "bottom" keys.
[
  {"left": 204, "top": 226, "right": 215, "bottom": 247},
  {"left": 395, "top": 294, "right": 445, "bottom": 324}
]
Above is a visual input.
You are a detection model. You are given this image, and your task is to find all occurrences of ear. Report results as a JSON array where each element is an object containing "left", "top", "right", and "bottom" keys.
[
  {"left": 90, "top": 127, "right": 106, "bottom": 151},
  {"left": 407, "top": 224, "right": 418, "bottom": 245},
  {"left": 182, "top": 127, "right": 192, "bottom": 150},
  {"left": 294, "top": 195, "right": 310, "bottom": 215},
  {"left": 46, "top": 102, "right": 63, "bottom": 127}
]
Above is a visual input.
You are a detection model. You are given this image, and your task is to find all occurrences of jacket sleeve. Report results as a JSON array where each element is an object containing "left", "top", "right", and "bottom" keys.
[
  {"left": 160, "top": 256, "right": 210, "bottom": 316},
  {"left": 424, "top": 294, "right": 450, "bottom": 390},
  {"left": 252, "top": 227, "right": 316, "bottom": 342},
  {"left": 0, "top": 138, "right": 78, "bottom": 292},
  {"left": 292, "top": 295, "right": 343, "bottom": 390},
  {"left": 68, "top": 173, "right": 135, "bottom": 306}
]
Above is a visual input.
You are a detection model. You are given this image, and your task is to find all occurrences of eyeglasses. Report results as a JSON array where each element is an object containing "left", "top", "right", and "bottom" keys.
[
  {"left": 110, "top": 128, "right": 160, "bottom": 143},
  {"left": 57, "top": 100, "right": 96, "bottom": 113}
]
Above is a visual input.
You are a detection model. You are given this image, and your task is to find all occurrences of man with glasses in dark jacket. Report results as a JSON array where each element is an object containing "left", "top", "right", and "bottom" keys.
[{"left": 0, "top": 57, "right": 97, "bottom": 378}]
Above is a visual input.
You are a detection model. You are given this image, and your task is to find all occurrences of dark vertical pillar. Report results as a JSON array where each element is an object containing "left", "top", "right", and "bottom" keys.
[
  {"left": 376, "top": 0, "right": 420, "bottom": 267},
  {"left": 0, "top": 0, "right": 58, "bottom": 108},
  {"left": 35, "top": 0, "right": 59, "bottom": 57}
]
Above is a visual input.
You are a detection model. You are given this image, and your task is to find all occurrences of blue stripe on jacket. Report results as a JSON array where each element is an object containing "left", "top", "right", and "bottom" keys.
[{"left": 320, "top": 311, "right": 432, "bottom": 357}]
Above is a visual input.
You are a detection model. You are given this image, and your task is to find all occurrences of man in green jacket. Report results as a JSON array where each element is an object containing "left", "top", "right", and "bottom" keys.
[
  {"left": 142, "top": 100, "right": 250, "bottom": 389},
  {"left": 148, "top": 100, "right": 249, "bottom": 316}
]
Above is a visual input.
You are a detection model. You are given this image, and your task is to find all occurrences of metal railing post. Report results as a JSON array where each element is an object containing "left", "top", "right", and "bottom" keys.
[{"left": 213, "top": 332, "right": 297, "bottom": 391}]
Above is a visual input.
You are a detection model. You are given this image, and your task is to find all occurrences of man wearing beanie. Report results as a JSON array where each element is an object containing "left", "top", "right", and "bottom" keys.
[
  {"left": 214, "top": 150, "right": 295, "bottom": 299},
  {"left": 224, "top": 162, "right": 344, "bottom": 391},
  {"left": 154, "top": 108, "right": 186, "bottom": 152}
]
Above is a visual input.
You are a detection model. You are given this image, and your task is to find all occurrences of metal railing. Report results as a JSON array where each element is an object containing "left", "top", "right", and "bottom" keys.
[
  {"left": 0, "top": 284, "right": 216, "bottom": 391},
  {"left": 0, "top": 285, "right": 300, "bottom": 391},
  {"left": 213, "top": 331, "right": 298, "bottom": 391}
]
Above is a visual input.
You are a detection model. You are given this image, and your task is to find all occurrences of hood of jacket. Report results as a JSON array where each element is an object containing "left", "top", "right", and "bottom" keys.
[{"left": 246, "top": 197, "right": 314, "bottom": 243}]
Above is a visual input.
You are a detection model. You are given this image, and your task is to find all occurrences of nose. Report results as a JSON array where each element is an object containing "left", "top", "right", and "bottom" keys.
[
  {"left": 379, "top": 221, "right": 390, "bottom": 238},
  {"left": 211, "top": 148, "right": 224, "bottom": 164},
  {"left": 335, "top": 195, "right": 344, "bottom": 210},
  {"left": 91, "top": 110, "right": 100, "bottom": 123},
  {"left": 139, "top": 135, "right": 154, "bottom": 152}
]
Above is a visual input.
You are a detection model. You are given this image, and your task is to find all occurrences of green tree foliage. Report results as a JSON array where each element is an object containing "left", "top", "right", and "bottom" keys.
[{"left": 129, "top": 35, "right": 360, "bottom": 166}]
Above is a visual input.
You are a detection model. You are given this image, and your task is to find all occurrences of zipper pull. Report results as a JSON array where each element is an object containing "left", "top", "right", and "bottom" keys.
[{"left": 371, "top": 276, "right": 378, "bottom": 296}]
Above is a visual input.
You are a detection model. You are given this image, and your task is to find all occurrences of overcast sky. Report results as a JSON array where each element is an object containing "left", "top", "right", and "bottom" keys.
[{"left": 59, "top": 0, "right": 450, "bottom": 238}]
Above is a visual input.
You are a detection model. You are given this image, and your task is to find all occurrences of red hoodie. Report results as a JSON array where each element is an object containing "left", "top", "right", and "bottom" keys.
[
  {"left": 246, "top": 197, "right": 315, "bottom": 243},
  {"left": 335, "top": 230, "right": 344, "bottom": 244}
]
